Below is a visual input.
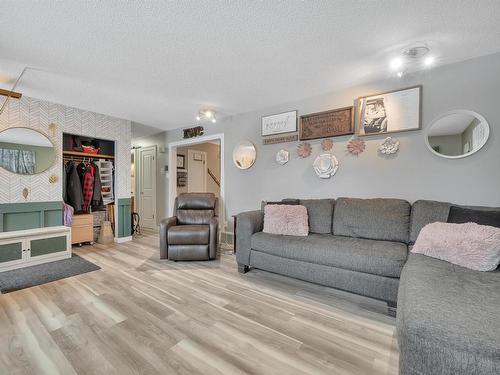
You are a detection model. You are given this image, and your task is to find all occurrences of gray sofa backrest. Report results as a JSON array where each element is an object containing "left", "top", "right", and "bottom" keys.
[
  {"left": 299, "top": 199, "right": 335, "bottom": 234},
  {"left": 409, "top": 200, "right": 500, "bottom": 244},
  {"left": 333, "top": 198, "right": 411, "bottom": 243}
]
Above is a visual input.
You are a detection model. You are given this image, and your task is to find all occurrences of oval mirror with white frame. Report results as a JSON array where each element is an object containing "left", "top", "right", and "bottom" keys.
[
  {"left": 233, "top": 140, "right": 256, "bottom": 170},
  {"left": 0, "top": 127, "right": 55, "bottom": 174},
  {"left": 425, "top": 110, "right": 490, "bottom": 159}
]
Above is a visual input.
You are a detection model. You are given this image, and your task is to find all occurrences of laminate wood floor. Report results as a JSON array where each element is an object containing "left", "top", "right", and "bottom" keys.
[{"left": 0, "top": 231, "right": 399, "bottom": 375}]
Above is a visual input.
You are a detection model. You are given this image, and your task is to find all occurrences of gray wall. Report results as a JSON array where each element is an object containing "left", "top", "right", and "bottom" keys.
[{"left": 165, "top": 52, "right": 500, "bottom": 228}]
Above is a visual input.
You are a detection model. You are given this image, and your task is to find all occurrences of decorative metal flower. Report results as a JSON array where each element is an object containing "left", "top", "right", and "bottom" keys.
[
  {"left": 346, "top": 137, "right": 366, "bottom": 156},
  {"left": 313, "top": 154, "right": 339, "bottom": 179},
  {"left": 297, "top": 142, "right": 312, "bottom": 158},
  {"left": 378, "top": 137, "right": 400, "bottom": 155},
  {"left": 276, "top": 149, "right": 290, "bottom": 165},
  {"left": 321, "top": 139, "right": 334, "bottom": 151}
]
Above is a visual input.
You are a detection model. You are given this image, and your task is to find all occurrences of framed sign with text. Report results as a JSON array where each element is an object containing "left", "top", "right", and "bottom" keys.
[
  {"left": 261, "top": 110, "right": 297, "bottom": 136},
  {"left": 299, "top": 106, "right": 354, "bottom": 141}
]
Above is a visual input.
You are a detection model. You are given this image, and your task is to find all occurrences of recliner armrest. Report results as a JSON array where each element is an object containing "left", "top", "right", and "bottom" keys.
[
  {"left": 159, "top": 216, "right": 177, "bottom": 259},
  {"left": 208, "top": 216, "right": 218, "bottom": 259},
  {"left": 235, "top": 210, "right": 264, "bottom": 266}
]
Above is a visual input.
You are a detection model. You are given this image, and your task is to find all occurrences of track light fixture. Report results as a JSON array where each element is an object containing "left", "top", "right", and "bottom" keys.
[
  {"left": 389, "top": 42, "right": 435, "bottom": 78},
  {"left": 196, "top": 109, "right": 217, "bottom": 123}
]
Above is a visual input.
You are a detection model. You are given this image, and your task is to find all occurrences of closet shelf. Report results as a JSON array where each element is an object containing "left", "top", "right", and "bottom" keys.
[{"left": 63, "top": 150, "right": 115, "bottom": 159}]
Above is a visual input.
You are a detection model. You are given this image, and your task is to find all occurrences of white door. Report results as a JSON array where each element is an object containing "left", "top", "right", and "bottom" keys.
[
  {"left": 187, "top": 149, "right": 207, "bottom": 193},
  {"left": 139, "top": 146, "right": 157, "bottom": 229}
]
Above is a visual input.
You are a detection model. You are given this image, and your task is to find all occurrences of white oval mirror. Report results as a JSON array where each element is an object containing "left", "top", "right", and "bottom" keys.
[
  {"left": 0, "top": 127, "right": 55, "bottom": 174},
  {"left": 233, "top": 140, "right": 256, "bottom": 169},
  {"left": 425, "top": 110, "right": 490, "bottom": 159}
]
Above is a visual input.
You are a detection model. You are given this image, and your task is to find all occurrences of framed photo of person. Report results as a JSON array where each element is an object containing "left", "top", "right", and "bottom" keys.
[{"left": 356, "top": 85, "right": 422, "bottom": 136}]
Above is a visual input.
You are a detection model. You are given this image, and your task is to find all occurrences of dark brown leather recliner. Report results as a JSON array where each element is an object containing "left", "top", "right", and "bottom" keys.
[{"left": 160, "top": 193, "right": 218, "bottom": 261}]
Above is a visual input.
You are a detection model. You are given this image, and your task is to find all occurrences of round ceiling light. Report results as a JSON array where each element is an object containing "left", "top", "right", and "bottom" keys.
[
  {"left": 390, "top": 42, "right": 435, "bottom": 77},
  {"left": 195, "top": 109, "right": 217, "bottom": 123}
]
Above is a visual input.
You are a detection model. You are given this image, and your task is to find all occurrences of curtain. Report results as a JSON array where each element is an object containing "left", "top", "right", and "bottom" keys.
[{"left": 0, "top": 148, "right": 36, "bottom": 174}]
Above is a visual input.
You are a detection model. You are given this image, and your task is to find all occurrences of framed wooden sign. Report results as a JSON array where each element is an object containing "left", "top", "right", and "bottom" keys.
[
  {"left": 299, "top": 106, "right": 354, "bottom": 141},
  {"left": 356, "top": 85, "right": 422, "bottom": 136},
  {"left": 262, "top": 110, "right": 297, "bottom": 136}
]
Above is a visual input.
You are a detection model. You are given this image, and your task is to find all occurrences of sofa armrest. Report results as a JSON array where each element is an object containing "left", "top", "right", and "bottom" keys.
[
  {"left": 208, "top": 216, "right": 218, "bottom": 259},
  {"left": 159, "top": 216, "right": 177, "bottom": 259},
  {"left": 235, "top": 210, "right": 264, "bottom": 267}
]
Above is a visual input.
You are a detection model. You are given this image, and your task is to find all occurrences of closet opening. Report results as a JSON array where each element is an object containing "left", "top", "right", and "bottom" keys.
[{"left": 62, "top": 133, "right": 116, "bottom": 246}]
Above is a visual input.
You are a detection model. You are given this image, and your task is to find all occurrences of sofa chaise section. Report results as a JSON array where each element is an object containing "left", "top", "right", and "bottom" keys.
[
  {"left": 397, "top": 253, "right": 500, "bottom": 375},
  {"left": 397, "top": 199, "right": 500, "bottom": 375}
]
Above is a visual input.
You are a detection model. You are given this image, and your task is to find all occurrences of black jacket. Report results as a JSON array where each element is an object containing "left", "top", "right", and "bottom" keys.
[
  {"left": 92, "top": 163, "right": 103, "bottom": 208},
  {"left": 66, "top": 161, "right": 84, "bottom": 213}
]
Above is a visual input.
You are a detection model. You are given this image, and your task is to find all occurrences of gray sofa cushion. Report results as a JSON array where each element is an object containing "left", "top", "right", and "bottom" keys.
[
  {"left": 251, "top": 232, "right": 407, "bottom": 277},
  {"left": 333, "top": 198, "right": 410, "bottom": 243},
  {"left": 409, "top": 200, "right": 500, "bottom": 244},
  {"left": 397, "top": 253, "right": 500, "bottom": 374},
  {"left": 409, "top": 200, "right": 451, "bottom": 244},
  {"left": 299, "top": 199, "right": 335, "bottom": 234}
]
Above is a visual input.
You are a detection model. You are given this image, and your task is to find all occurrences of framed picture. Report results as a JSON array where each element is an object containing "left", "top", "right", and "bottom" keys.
[
  {"left": 262, "top": 110, "right": 297, "bottom": 136},
  {"left": 299, "top": 106, "right": 354, "bottom": 141},
  {"left": 176, "top": 154, "right": 185, "bottom": 169},
  {"left": 356, "top": 85, "right": 422, "bottom": 136}
]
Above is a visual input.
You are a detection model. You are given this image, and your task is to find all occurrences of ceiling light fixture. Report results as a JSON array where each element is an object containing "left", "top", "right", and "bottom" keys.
[
  {"left": 389, "top": 42, "right": 434, "bottom": 78},
  {"left": 196, "top": 109, "right": 217, "bottom": 123}
]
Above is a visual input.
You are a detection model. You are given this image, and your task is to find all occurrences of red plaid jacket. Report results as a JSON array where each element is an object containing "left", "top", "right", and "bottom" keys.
[{"left": 82, "top": 165, "right": 94, "bottom": 214}]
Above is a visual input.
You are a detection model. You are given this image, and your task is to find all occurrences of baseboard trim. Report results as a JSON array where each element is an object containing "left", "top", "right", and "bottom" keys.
[{"left": 114, "top": 236, "right": 132, "bottom": 243}]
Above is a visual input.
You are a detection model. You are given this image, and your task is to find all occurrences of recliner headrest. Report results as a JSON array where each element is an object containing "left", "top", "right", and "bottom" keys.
[{"left": 176, "top": 193, "right": 216, "bottom": 210}]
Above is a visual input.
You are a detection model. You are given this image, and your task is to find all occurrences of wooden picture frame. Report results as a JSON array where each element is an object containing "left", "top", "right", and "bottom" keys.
[
  {"left": 261, "top": 110, "right": 297, "bottom": 137},
  {"left": 176, "top": 154, "right": 185, "bottom": 169},
  {"left": 356, "top": 85, "right": 422, "bottom": 136},
  {"left": 299, "top": 106, "right": 354, "bottom": 141}
]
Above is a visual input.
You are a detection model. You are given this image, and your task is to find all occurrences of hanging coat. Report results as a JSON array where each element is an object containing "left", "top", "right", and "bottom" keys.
[
  {"left": 82, "top": 164, "right": 94, "bottom": 214},
  {"left": 92, "top": 163, "right": 103, "bottom": 208},
  {"left": 66, "top": 161, "right": 84, "bottom": 213}
]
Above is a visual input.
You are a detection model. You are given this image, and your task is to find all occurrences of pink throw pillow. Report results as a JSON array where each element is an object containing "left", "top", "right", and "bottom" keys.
[
  {"left": 263, "top": 204, "right": 309, "bottom": 236},
  {"left": 412, "top": 222, "right": 500, "bottom": 271}
]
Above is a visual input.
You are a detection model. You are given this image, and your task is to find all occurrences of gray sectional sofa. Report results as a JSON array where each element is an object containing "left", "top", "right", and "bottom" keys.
[{"left": 236, "top": 197, "right": 500, "bottom": 375}]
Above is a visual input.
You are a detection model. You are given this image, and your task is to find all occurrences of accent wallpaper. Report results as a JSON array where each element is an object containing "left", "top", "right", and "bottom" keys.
[{"left": 0, "top": 96, "right": 131, "bottom": 204}]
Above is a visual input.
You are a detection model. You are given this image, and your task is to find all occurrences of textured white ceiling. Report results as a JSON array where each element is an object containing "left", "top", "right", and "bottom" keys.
[{"left": 1, "top": 0, "right": 500, "bottom": 130}]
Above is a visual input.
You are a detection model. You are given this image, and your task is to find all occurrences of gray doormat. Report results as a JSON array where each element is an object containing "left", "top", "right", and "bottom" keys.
[{"left": 0, "top": 254, "right": 100, "bottom": 293}]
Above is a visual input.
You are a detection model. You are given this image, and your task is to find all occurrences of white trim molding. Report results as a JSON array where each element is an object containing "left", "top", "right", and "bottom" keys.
[{"left": 114, "top": 236, "right": 133, "bottom": 243}]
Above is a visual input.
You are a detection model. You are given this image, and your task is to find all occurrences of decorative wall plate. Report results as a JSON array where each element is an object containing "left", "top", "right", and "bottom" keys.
[
  {"left": 276, "top": 149, "right": 290, "bottom": 165},
  {"left": 321, "top": 139, "right": 334, "bottom": 151},
  {"left": 297, "top": 142, "right": 312, "bottom": 158},
  {"left": 313, "top": 153, "right": 339, "bottom": 179},
  {"left": 378, "top": 137, "right": 400, "bottom": 154},
  {"left": 346, "top": 137, "right": 366, "bottom": 156}
]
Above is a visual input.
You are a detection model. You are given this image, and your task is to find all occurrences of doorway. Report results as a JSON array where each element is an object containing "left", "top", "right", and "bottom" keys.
[
  {"left": 137, "top": 145, "right": 157, "bottom": 229},
  {"left": 168, "top": 134, "right": 225, "bottom": 228},
  {"left": 187, "top": 149, "right": 207, "bottom": 193}
]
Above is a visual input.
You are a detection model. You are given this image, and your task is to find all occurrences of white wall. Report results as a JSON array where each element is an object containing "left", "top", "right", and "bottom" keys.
[{"left": 165, "top": 52, "right": 500, "bottom": 228}]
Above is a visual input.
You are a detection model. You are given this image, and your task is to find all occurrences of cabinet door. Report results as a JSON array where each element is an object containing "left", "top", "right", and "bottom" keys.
[
  {"left": 28, "top": 233, "right": 69, "bottom": 260},
  {"left": 0, "top": 238, "right": 26, "bottom": 270}
]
